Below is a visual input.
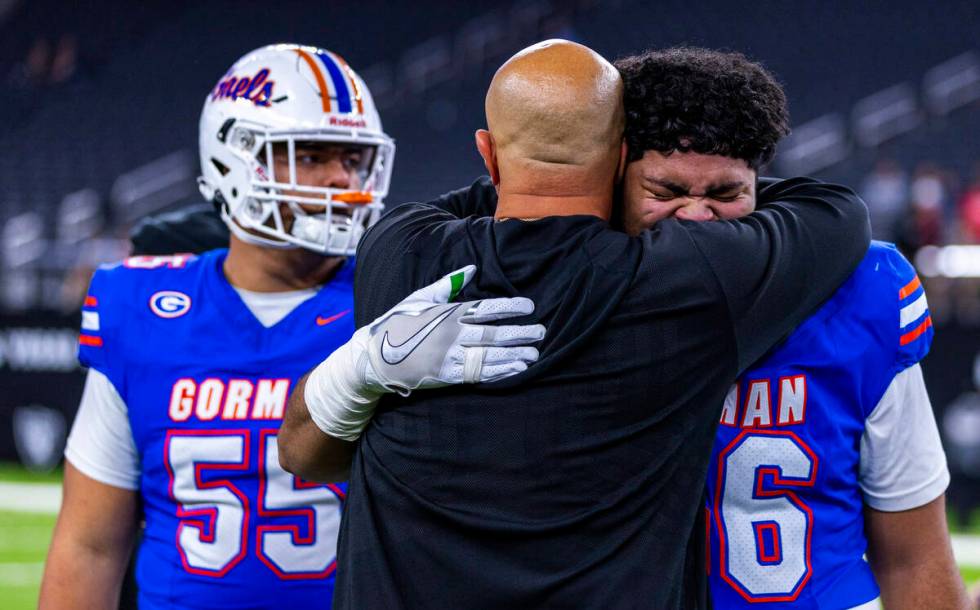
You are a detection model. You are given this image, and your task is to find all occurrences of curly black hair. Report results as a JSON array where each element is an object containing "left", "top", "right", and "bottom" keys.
[{"left": 614, "top": 47, "right": 790, "bottom": 170}]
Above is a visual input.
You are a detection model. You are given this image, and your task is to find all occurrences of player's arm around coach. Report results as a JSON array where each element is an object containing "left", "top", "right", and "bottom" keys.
[{"left": 279, "top": 48, "right": 871, "bottom": 494}]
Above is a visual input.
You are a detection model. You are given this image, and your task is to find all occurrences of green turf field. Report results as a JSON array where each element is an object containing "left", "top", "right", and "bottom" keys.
[
  {"left": 0, "top": 510, "right": 56, "bottom": 609},
  {"left": 952, "top": 508, "right": 980, "bottom": 536},
  {"left": 0, "top": 462, "right": 976, "bottom": 609},
  {"left": 0, "top": 462, "right": 63, "bottom": 484}
]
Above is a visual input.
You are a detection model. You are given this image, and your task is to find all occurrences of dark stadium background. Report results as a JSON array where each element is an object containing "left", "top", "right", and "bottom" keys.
[{"left": 0, "top": 1, "right": 978, "bottom": 605}]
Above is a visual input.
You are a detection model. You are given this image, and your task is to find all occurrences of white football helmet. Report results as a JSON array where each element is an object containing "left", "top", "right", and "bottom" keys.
[{"left": 198, "top": 44, "right": 395, "bottom": 255}]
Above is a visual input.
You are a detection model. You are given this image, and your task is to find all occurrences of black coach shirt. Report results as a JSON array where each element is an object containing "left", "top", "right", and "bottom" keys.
[{"left": 337, "top": 177, "right": 869, "bottom": 610}]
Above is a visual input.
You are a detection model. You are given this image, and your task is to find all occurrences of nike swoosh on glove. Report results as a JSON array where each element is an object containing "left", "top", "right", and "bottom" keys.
[
  {"left": 363, "top": 264, "right": 546, "bottom": 395},
  {"left": 303, "top": 265, "right": 545, "bottom": 441}
]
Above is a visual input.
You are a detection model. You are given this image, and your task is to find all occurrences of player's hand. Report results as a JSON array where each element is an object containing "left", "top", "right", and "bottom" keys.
[{"left": 363, "top": 265, "right": 545, "bottom": 394}]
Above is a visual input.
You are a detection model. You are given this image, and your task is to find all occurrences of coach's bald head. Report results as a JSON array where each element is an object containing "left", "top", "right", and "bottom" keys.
[{"left": 476, "top": 39, "right": 626, "bottom": 220}]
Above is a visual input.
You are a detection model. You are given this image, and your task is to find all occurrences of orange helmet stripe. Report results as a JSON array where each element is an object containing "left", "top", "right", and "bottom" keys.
[{"left": 294, "top": 48, "right": 331, "bottom": 113}]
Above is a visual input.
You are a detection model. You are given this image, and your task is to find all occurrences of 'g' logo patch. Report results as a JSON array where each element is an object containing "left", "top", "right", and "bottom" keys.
[{"left": 149, "top": 291, "right": 192, "bottom": 319}]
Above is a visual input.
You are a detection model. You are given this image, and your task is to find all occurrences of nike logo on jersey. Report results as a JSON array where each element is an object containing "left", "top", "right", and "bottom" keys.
[
  {"left": 316, "top": 310, "right": 351, "bottom": 326},
  {"left": 380, "top": 304, "right": 461, "bottom": 365}
]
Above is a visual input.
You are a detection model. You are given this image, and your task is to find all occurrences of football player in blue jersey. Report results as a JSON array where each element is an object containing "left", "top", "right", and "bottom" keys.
[
  {"left": 39, "top": 44, "right": 540, "bottom": 610},
  {"left": 614, "top": 47, "right": 968, "bottom": 610},
  {"left": 282, "top": 48, "right": 970, "bottom": 609}
]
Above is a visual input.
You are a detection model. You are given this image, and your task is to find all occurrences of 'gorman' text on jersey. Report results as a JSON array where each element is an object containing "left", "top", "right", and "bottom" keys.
[
  {"left": 706, "top": 242, "right": 934, "bottom": 609},
  {"left": 78, "top": 251, "right": 354, "bottom": 610}
]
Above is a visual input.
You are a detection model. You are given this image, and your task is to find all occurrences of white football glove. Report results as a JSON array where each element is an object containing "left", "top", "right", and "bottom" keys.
[
  {"left": 363, "top": 264, "right": 545, "bottom": 394},
  {"left": 304, "top": 265, "right": 545, "bottom": 441}
]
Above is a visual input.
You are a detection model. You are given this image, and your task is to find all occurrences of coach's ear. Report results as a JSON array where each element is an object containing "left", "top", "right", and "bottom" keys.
[
  {"left": 616, "top": 138, "right": 628, "bottom": 182},
  {"left": 475, "top": 129, "right": 500, "bottom": 186}
]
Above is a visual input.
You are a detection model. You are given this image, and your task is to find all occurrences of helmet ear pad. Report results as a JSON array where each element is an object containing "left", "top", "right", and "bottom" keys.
[
  {"left": 207, "top": 147, "right": 253, "bottom": 218},
  {"left": 202, "top": 137, "right": 293, "bottom": 251}
]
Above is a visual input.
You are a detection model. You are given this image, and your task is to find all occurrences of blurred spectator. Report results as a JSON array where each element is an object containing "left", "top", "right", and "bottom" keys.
[
  {"left": 900, "top": 163, "right": 950, "bottom": 249},
  {"left": 49, "top": 34, "right": 78, "bottom": 85},
  {"left": 5, "top": 37, "right": 50, "bottom": 129},
  {"left": 860, "top": 158, "right": 908, "bottom": 241},
  {"left": 960, "top": 164, "right": 980, "bottom": 243},
  {"left": 16, "top": 37, "right": 51, "bottom": 86},
  {"left": 4, "top": 33, "right": 81, "bottom": 134},
  {"left": 943, "top": 388, "right": 980, "bottom": 528}
]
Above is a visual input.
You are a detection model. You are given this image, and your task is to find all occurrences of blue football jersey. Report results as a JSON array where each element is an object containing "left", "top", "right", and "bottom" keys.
[
  {"left": 78, "top": 250, "right": 355, "bottom": 610},
  {"left": 705, "top": 242, "right": 933, "bottom": 608}
]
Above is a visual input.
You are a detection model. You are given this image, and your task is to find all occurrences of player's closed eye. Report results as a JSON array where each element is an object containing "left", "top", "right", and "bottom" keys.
[
  {"left": 710, "top": 193, "right": 742, "bottom": 202},
  {"left": 649, "top": 190, "right": 678, "bottom": 201}
]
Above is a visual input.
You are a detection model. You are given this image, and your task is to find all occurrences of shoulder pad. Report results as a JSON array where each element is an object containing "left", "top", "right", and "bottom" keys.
[
  {"left": 861, "top": 242, "right": 933, "bottom": 367},
  {"left": 78, "top": 253, "right": 207, "bottom": 373},
  {"left": 129, "top": 203, "right": 228, "bottom": 255}
]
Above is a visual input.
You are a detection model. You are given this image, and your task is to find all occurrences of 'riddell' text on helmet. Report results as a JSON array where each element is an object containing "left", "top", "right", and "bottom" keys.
[{"left": 197, "top": 44, "right": 395, "bottom": 256}]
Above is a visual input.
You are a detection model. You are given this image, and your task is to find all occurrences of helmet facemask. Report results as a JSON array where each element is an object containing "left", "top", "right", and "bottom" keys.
[{"left": 218, "top": 121, "right": 393, "bottom": 256}]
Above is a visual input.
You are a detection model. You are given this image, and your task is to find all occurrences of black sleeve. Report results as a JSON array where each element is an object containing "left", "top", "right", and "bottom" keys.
[
  {"left": 354, "top": 179, "right": 496, "bottom": 325},
  {"left": 680, "top": 176, "right": 870, "bottom": 372},
  {"left": 354, "top": 202, "right": 461, "bottom": 328},
  {"left": 130, "top": 203, "right": 229, "bottom": 255},
  {"left": 756, "top": 176, "right": 780, "bottom": 190},
  {"left": 422, "top": 176, "right": 498, "bottom": 218}
]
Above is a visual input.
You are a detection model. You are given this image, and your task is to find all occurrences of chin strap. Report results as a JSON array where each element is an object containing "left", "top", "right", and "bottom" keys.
[
  {"left": 220, "top": 202, "right": 297, "bottom": 250},
  {"left": 218, "top": 192, "right": 368, "bottom": 256}
]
